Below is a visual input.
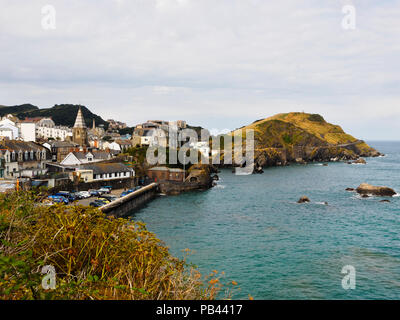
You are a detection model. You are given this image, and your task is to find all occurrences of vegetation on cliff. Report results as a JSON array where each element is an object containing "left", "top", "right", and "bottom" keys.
[
  {"left": 230, "top": 112, "right": 380, "bottom": 166},
  {"left": 0, "top": 191, "right": 225, "bottom": 300}
]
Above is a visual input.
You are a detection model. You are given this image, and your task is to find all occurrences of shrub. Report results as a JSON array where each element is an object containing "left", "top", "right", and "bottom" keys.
[
  {"left": 0, "top": 191, "right": 224, "bottom": 300},
  {"left": 308, "top": 114, "right": 325, "bottom": 123}
]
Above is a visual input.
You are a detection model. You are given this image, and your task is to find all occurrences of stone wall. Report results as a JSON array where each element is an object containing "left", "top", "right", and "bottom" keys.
[{"left": 101, "top": 183, "right": 158, "bottom": 217}]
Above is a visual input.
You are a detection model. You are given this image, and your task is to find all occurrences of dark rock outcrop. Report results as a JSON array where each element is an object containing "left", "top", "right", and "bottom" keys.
[
  {"left": 297, "top": 196, "right": 311, "bottom": 203},
  {"left": 351, "top": 158, "right": 367, "bottom": 165},
  {"left": 356, "top": 183, "right": 396, "bottom": 197},
  {"left": 346, "top": 188, "right": 355, "bottom": 192}
]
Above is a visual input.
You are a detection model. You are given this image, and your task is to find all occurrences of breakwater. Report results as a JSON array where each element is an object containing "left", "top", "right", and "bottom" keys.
[{"left": 100, "top": 183, "right": 158, "bottom": 217}]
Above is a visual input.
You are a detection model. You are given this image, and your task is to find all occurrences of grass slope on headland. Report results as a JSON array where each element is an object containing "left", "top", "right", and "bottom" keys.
[
  {"left": 231, "top": 112, "right": 378, "bottom": 162},
  {"left": 0, "top": 191, "right": 225, "bottom": 300}
]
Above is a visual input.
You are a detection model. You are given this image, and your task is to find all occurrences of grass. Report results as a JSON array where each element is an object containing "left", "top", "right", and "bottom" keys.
[{"left": 0, "top": 191, "right": 231, "bottom": 300}]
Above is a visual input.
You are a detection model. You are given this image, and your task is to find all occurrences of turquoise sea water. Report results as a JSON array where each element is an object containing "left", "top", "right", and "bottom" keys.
[{"left": 132, "top": 141, "right": 400, "bottom": 299}]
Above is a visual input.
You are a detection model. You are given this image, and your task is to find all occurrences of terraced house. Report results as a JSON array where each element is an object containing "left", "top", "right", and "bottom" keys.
[{"left": 0, "top": 140, "right": 49, "bottom": 179}]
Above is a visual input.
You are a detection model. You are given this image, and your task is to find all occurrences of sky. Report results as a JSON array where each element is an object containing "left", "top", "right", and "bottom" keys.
[{"left": 0, "top": 0, "right": 399, "bottom": 139}]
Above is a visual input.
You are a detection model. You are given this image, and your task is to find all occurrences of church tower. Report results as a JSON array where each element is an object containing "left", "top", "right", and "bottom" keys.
[{"left": 72, "top": 107, "right": 88, "bottom": 146}]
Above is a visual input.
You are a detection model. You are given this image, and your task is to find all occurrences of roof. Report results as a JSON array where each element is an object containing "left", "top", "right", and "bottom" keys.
[
  {"left": 20, "top": 117, "right": 44, "bottom": 123},
  {"left": 0, "top": 140, "right": 46, "bottom": 152},
  {"left": 148, "top": 166, "right": 185, "bottom": 173},
  {"left": 73, "top": 107, "right": 86, "bottom": 128},
  {"left": 80, "top": 162, "right": 133, "bottom": 174},
  {"left": 48, "top": 141, "right": 78, "bottom": 148},
  {"left": 115, "top": 139, "right": 132, "bottom": 145},
  {"left": 71, "top": 151, "right": 111, "bottom": 160}
]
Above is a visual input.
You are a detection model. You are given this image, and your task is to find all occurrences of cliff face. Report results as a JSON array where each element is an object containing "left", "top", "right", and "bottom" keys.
[{"left": 230, "top": 112, "right": 381, "bottom": 168}]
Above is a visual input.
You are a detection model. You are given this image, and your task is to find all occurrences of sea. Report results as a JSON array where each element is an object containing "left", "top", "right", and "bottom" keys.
[{"left": 131, "top": 141, "right": 400, "bottom": 299}]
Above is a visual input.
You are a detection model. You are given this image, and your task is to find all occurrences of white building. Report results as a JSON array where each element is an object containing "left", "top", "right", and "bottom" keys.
[
  {"left": 0, "top": 118, "right": 19, "bottom": 140},
  {"left": 36, "top": 118, "right": 72, "bottom": 141},
  {"left": 60, "top": 151, "right": 113, "bottom": 166},
  {"left": 19, "top": 122, "right": 36, "bottom": 142},
  {"left": 0, "top": 127, "right": 13, "bottom": 140}
]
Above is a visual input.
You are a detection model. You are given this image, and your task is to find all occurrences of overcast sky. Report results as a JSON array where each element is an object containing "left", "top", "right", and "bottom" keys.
[{"left": 0, "top": 0, "right": 399, "bottom": 139}]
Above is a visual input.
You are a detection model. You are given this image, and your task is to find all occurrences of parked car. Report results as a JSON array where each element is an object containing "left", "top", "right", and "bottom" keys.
[
  {"left": 98, "top": 187, "right": 111, "bottom": 194},
  {"left": 48, "top": 195, "right": 69, "bottom": 204},
  {"left": 89, "top": 201, "right": 103, "bottom": 207},
  {"left": 97, "top": 197, "right": 111, "bottom": 204},
  {"left": 101, "top": 195, "right": 117, "bottom": 202},
  {"left": 55, "top": 192, "right": 76, "bottom": 202},
  {"left": 76, "top": 191, "right": 91, "bottom": 199},
  {"left": 89, "top": 189, "right": 101, "bottom": 197}
]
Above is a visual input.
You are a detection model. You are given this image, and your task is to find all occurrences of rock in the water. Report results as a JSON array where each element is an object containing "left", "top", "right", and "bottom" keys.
[
  {"left": 297, "top": 196, "right": 311, "bottom": 203},
  {"left": 295, "top": 158, "right": 307, "bottom": 165},
  {"left": 353, "top": 158, "right": 367, "bottom": 164},
  {"left": 380, "top": 200, "right": 390, "bottom": 203},
  {"left": 346, "top": 188, "right": 355, "bottom": 192},
  {"left": 361, "top": 194, "right": 370, "bottom": 198},
  {"left": 356, "top": 183, "right": 396, "bottom": 197}
]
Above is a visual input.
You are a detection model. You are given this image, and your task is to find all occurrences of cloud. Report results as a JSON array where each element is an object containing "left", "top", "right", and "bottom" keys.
[{"left": 0, "top": 0, "right": 399, "bottom": 139}]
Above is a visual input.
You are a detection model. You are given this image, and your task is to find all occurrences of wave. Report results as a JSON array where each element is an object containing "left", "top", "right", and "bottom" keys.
[{"left": 214, "top": 184, "right": 226, "bottom": 189}]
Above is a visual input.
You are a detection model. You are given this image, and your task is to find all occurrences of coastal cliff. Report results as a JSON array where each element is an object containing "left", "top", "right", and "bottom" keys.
[{"left": 229, "top": 112, "right": 381, "bottom": 168}]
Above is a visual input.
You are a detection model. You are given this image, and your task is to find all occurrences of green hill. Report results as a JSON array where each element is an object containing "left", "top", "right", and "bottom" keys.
[
  {"left": 230, "top": 112, "right": 381, "bottom": 167},
  {"left": 0, "top": 104, "right": 38, "bottom": 116},
  {"left": 0, "top": 104, "right": 108, "bottom": 129}
]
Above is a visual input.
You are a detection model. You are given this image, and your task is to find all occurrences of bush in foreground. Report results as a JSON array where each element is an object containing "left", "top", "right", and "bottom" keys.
[{"left": 0, "top": 191, "right": 224, "bottom": 300}]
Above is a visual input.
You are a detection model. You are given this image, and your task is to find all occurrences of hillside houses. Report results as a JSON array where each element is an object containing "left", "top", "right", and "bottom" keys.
[{"left": 0, "top": 140, "right": 49, "bottom": 179}]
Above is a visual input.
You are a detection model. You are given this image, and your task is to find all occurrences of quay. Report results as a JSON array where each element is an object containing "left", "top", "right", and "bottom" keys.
[{"left": 100, "top": 182, "right": 159, "bottom": 217}]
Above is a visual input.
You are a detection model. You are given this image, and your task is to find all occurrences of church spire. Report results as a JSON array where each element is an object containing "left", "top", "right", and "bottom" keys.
[{"left": 73, "top": 107, "right": 86, "bottom": 128}]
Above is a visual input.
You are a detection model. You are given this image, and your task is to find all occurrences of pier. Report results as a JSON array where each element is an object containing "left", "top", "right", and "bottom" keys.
[{"left": 100, "top": 183, "right": 159, "bottom": 217}]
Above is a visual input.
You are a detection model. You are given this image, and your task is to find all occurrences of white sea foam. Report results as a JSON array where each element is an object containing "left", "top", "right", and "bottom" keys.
[{"left": 214, "top": 184, "right": 226, "bottom": 189}]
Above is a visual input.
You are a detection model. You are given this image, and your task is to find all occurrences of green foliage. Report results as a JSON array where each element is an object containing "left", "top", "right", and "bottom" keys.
[
  {"left": 0, "top": 104, "right": 38, "bottom": 117},
  {"left": 0, "top": 191, "right": 226, "bottom": 300},
  {"left": 1, "top": 104, "right": 109, "bottom": 129},
  {"left": 282, "top": 134, "right": 293, "bottom": 145},
  {"left": 308, "top": 114, "right": 325, "bottom": 123}
]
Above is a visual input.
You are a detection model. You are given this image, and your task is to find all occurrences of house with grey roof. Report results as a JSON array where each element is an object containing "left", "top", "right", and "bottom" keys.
[
  {"left": 72, "top": 162, "right": 134, "bottom": 182},
  {"left": 0, "top": 140, "right": 49, "bottom": 179},
  {"left": 60, "top": 150, "right": 113, "bottom": 166}
]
